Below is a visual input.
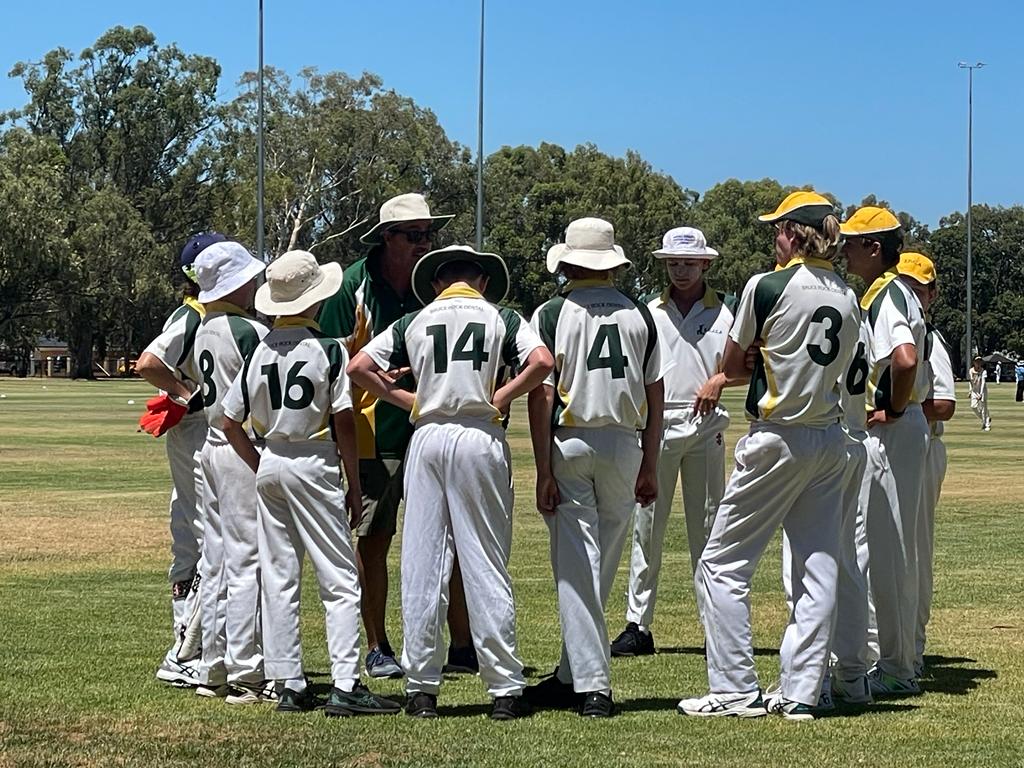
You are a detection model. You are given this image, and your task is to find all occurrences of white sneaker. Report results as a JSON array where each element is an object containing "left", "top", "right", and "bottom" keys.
[
  {"left": 195, "top": 683, "right": 231, "bottom": 698},
  {"left": 225, "top": 680, "right": 279, "bottom": 705},
  {"left": 156, "top": 655, "right": 201, "bottom": 688},
  {"left": 832, "top": 674, "right": 873, "bottom": 704},
  {"left": 765, "top": 694, "right": 817, "bottom": 721},
  {"left": 867, "top": 668, "right": 921, "bottom": 696},
  {"left": 677, "top": 690, "right": 767, "bottom": 718}
]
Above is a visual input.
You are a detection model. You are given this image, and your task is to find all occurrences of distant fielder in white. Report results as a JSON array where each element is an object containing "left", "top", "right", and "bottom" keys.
[
  {"left": 611, "top": 226, "right": 734, "bottom": 658},
  {"left": 969, "top": 357, "right": 991, "bottom": 431}
]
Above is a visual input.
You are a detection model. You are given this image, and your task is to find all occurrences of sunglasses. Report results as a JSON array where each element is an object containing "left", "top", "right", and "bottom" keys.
[{"left": 388, "top": 228, "right": 433, "bottom": 244}]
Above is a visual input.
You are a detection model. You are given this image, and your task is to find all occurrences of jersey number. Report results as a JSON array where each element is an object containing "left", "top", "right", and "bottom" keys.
[
  {"left": 806, "top": 307, "right": 843, "bottom": 367},
  {"left": 846, "top": 341, "right": 868, "bottom": 396},
  {"left": 426, "top": 323, "right": 489, "bottom": 374},
  {"left": 586, "top": 325, "right": 629, "bottom": 379},
  {"left": 261, "top": 361, "right": 315, "bottom": 410},
  {"left": 198, "top": 350, "right": 216, "bottom": 407}
]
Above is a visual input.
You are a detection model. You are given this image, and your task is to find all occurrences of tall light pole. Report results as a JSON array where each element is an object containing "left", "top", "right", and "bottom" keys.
[
  {"left": 257, "top": 0, "right": 266, "bottom": 262},
  {"left": 475, "top": 0, "right": 485, "bottom": 251},
  {"left": 959, "top": 61, "right": 984, "bottom": 373}
]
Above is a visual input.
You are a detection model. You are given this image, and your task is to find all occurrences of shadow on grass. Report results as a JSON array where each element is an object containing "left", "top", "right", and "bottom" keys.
[
  {"left": 920, "top": 654, "right": 997, "bottom": 696},
  {"left": 655, "top": 646, "right": 779, "bottom": 657}
]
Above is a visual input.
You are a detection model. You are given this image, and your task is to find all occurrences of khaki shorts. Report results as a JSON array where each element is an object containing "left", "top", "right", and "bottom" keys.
[{"left": 354, "top": 458, "right": 404, "bottom": 537}]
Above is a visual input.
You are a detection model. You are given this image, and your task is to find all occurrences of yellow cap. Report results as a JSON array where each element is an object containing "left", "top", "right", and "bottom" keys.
[
  {"left": 758, "top": 191, "right": 835, "bottom": 227},
  {"left": 840, "top": 206, "right": 901, "bottom": 237},
  {"left": 897, "top": 252, "right": 936, "bottom": 285}
]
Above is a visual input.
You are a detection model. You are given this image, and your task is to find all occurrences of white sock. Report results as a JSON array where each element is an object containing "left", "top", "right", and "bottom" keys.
[
  {"left": 284, "top": 677, "right": 307, "bottom": 693},
  {"left": 334, "top": 679, "right": 356, "bottom": 693}
]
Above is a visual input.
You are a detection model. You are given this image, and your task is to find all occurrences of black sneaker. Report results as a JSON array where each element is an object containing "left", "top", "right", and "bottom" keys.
[
  {"left": 491, "top": 695, "right": 533, "bottom": 721},
  {"left": 524, "top": 670, "right": 583, "bottom": 710},
  {"left": 276, "top": 687, "right": 320, "bottom": 713},
  {"left": 443, "top": 644, "right": 479, "bottom": 674},
  {"left": 405, "top": 692, "right": 439, "bottom": 718},
  {"left": 610, "top": 622, "right": 654, "bottom": 657},
  {"left": 581, "top": 691, "right": 615, "bottom": 718},
  {"left": 324, "top": 683, "right": 402, "bottom": 717}
]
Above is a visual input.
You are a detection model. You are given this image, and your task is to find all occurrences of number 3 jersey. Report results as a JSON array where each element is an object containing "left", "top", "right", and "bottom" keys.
[
  {"left": 192, "top": 301, "right": 269, "bottom": 443},
  {"left": 732, "top": 258, "right": 860, "bottom": 427},
  {"left": 361, "top": 285, "right": 544, "bottom": 425},
  {"left": 222, "top": 317, "right": 352, "bottom": 442},
  {"left": 530, "top": 280, "right": 668, "bottom": 431}
]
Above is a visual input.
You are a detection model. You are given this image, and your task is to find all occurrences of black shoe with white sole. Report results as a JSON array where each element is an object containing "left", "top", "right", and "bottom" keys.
[
  {"left": 581, "top": 691, "right": 615, "bottom": 718},
  {"left": 609, "top": 622, "right": 655, "bottom": 657}
]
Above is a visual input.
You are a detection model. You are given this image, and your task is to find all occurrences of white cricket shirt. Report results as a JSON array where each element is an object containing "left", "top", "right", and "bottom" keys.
[
  {"left": 861, "top": 269, "right": 928, "bottom": 413},
  {"left": 926, "top": 325, "right": 956, "bottom": 438}
]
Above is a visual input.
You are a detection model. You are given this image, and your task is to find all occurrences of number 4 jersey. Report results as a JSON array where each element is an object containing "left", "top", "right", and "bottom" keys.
[
  {"left": 530, "top": 280, "right": 669, "bottom": 430},
  {"left": 222, "top": 317, "right": 351, "bottom": 442},
  {"left": 361, "top": 285, "right": 545, "bottom": 425},
  {"left": 732, "top": 258, "right": 860, "bottom": 427}
]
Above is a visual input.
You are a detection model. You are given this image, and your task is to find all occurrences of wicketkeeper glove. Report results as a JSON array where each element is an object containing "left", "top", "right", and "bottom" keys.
[{"left": 138, "top": 393, "right": 191, "bottom": 437}]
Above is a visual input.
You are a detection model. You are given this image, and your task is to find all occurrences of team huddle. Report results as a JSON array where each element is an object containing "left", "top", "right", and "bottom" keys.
[{"left": 135, "top": 189, "right": 956, "bottom": 721}]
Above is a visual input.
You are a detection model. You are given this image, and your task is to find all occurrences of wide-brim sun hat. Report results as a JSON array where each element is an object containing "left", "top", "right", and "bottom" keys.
[
  {"left": 546, "top": 217, "right": 631, "bottom": 274},
  {"left": 759, "top": 191, "right": 836, "bottom": 228},
  {"left": 896, "top": 252, "right": 936, "bottom": 285},
  {"left": 255, "top": 250, "right": 344, "bottom": 316},
  {"left": 195, "top": 241, "right": 266, "bottom": 303},
  {"left": 359, "top": 192, "right": 455, "bottom": 245},
  {"left": 840, "top": 206, "right": 902, "bottom": 238},
  {"left": 411, "top": 244, "right": 509, "bottom": 305},
  {"left": 652, "top": 226, "right": 719, "bottom": 259}
]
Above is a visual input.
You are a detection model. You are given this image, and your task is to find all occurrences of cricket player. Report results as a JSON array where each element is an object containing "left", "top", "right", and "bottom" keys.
[
  {"left": 524, "top": 217, "right": 666, "bottom": 719},
  {"left": 611, "top": 226, "right": 733, "bottom": 657},
  {"left": 842, "top": 206, "right": 929, "bottom": 696},
  {"left": 319, "top": 193, "right": 475, "bottom": 678},
  {"left": 222, "top": 250, "right": 401, "bottom": 717},
  {"left": 897, "top": 252, "right": 956, "bottom": 677},
  {"left": 136, "top": 232, "right": 225, "bottom": 687},
  {"left": 349, "top": 245, "right": 553, "bottom": 720},
  {"left": 191, "top": 241, "right": 271, "bottom": 702},
  {"left": 679, "top": 191, "right": 860, "bottom": 721},
  {"left": 969, "top": 357, "right": 991, "bottom": 431}
]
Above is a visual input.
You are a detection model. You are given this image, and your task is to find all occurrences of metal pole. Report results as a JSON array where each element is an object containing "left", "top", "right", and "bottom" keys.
[
  {"left": 257, "top": 0, "right": 266, "bottom": 262},
  {"left": 475, "top": 0, "right": 485, "bottom": 251},
  {"left": 959, "top": 61, "right": 984, "bottom": 373}
]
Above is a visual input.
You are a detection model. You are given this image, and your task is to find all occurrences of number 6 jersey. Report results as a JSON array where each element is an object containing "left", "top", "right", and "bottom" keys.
[{"left": 731, "top": 257, "right": 860, "bottom": 427}]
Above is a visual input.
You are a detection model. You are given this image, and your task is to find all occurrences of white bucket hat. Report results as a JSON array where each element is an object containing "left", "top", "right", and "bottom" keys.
[
  {"left": 255, "top": 250, "right": 343, "bottom": 316},
  {"left": 359, "top": 192, "right": 455, "bottom": 244},
  {"left": 545, "top": 217, "right": 631, "bottom": 274},
  {"left": 652, "top": 226, "right": 719, "bottom": 259},
  {"left": 195, "top": 242, "right": 266, "bottom": 303}
]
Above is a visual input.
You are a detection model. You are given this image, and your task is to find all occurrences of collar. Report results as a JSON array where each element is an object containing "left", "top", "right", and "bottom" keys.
[
  {"left": 657, "top": 283, "right": 719, "bottom": 311},
  {"left": 563, "top": 278, "right": 614, "bottom": 293},
  {"left": 183, "top": 296, "right": 206, "bottom": 318},
  {"left": 435, "top": 283, "right": 484, "bottom": 301},
  {"left": 860, "top": 267, "right": 900, "bottom": 311},
  {"left": 776, "top": 255, "right": 835, "bottom": 272},
  {"left": 203, "top": 300, "right": 250, "bottom": 317},
  {"left": 273, "top": 316, "right": 320, "bottom": 330}
]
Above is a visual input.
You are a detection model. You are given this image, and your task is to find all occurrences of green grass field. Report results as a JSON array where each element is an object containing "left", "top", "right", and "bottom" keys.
[{"left": 1, "top": 378, "right": 1022, "bottom": 767}]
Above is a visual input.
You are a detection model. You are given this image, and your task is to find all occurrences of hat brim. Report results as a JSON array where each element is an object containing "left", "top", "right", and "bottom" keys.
[
  {"left": 197, "top": 257, "right": 266, "bottom": 303},
  {"left": 254, "top": 262, "right": 344, "bottom": 316},
  {"left": 546, "top": 244, "right": 631, "bottom": 274},
  {"left": 359, "top": 214, "right": 455, "bottom": 245},
  {"left": 412, "top": 247, "right": 509, "bottom": 305},
  {"left": 758, "top": 204, "right": 835, "bottom": 227},
  {"left": 839, "top": 222, "right": 902, "bottom": 237},
  {"left": 652, "top": 246, "right": 719, "bottom": 260}
]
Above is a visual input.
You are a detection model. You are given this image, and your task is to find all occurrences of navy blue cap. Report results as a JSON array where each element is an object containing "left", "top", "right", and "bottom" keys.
[{"left": 180, "top": 232, "right": 228, "bottom": 268}]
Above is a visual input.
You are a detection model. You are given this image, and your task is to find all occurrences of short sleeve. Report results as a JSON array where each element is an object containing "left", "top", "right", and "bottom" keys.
[
  {"left": 530, "top": 301, "right": 559, "bottom": 387},
  {"left": 872, "top": 291, "right": 915, "bottom": 362},
  {"left": 501, "top": 308, "right": 544, "bottom": 368},
  {"left": 222, "top": 368, "right": 248, "bottom": 422},
  {"left": 362, "top": 320, "right": 404, "bottom": 371},
  {"left": 644, "top": 321, "right": 667, "bottom": 385},
  {"left": 928, "top": 335, "right": 956, "bottom": 402},
  {"left": 728, "top": 275, "right": 761, "bottom": 350},
  {"left": 330, "top": 345, "right": 353, "bottom": 413}
]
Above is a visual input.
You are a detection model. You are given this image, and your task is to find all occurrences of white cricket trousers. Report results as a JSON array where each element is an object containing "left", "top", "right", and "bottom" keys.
[
  {"left": 165, "top": 412, "right": 205, "bottom": 641},
  {"left": 626, "top": 411, "right": 727, "bottom": 627},
  {"left": 916, "top": 436, "right": 947, "bottom": 667},
  {"left": 970, "top": 395, "right": 990, "bottom": 428},
  {"left": 863, "top": 405, "right": 929, "bottom": 681},
  {"left": 199, "top": 439, "right": 264, "bottom": 686},
  {"left": 256, "top": 441, "right": 360, "bottom": 688},
  {"left": 549, "top": 426, "right": 643, "bottom": 694},
  {"left": 782, "top": 436, "right": 871, "bottom": 679},
  {"left": 697, "top": 422, "right": 845, "bottom": 706},
  {"left": 401, "top": 419, "right": 526, "bottom": 698}
]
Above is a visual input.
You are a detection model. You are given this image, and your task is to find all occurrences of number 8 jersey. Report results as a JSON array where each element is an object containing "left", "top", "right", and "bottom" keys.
[
  {"left": 732, "top": 258, "right": 860, "bottom": 427},
  {"left": 530, "top": 279, "right": 667, "bottom": 430}
]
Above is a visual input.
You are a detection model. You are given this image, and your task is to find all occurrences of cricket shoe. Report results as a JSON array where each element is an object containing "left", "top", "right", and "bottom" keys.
[
  {"left": 225, "top": 680, "right": 279, "bottom": 705},
  {"left": 405, "top": 692, "right": 439, "bottom": 718},
  {"left": 581, "top": 691, "right": 615, "bottom": 718},
  {"left": 610, "top": 622, "right": 655, "bottom": 657},
  {"left": 156, "top": 654, "right": 201, "bottom": 688},
  {"left": 677, "top": 690, "right": 767, "bottom": 718},
  {"left": 443, "top": 644, "right": 479, "bottom": 674},
  {"left": 816, "top": 677, "right": 835, "bottom": 712},
  {"left": 324, "top": 684, "right": 401, "bottom": 717},
  {"left": 276, "top": 687, "right": 321, "bottom": 713},
  {"left": 491, "top": 695, "right": 533, "bottom": 721},
  {"left": 524, "top": 670, "right": 583, "bottom": 710},
  {"left": 764, "top": 692, "right": 817, "bottom": 721},
  {"left": 195, "top": 683, "right": 231, "bottom": 698},
  {"left": 831, "top": 674, "right": 873, "bottom": 705},
  {"left": 867, "top": 668, "right": 921, "bottom": 697},
  {"left": 366, "top": 644, "right": 404, "bottom": 679}
]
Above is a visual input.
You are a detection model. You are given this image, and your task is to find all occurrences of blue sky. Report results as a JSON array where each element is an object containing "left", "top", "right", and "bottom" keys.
[{"left": 3, "top": 0, "right": 1020, "bottom": 227}]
